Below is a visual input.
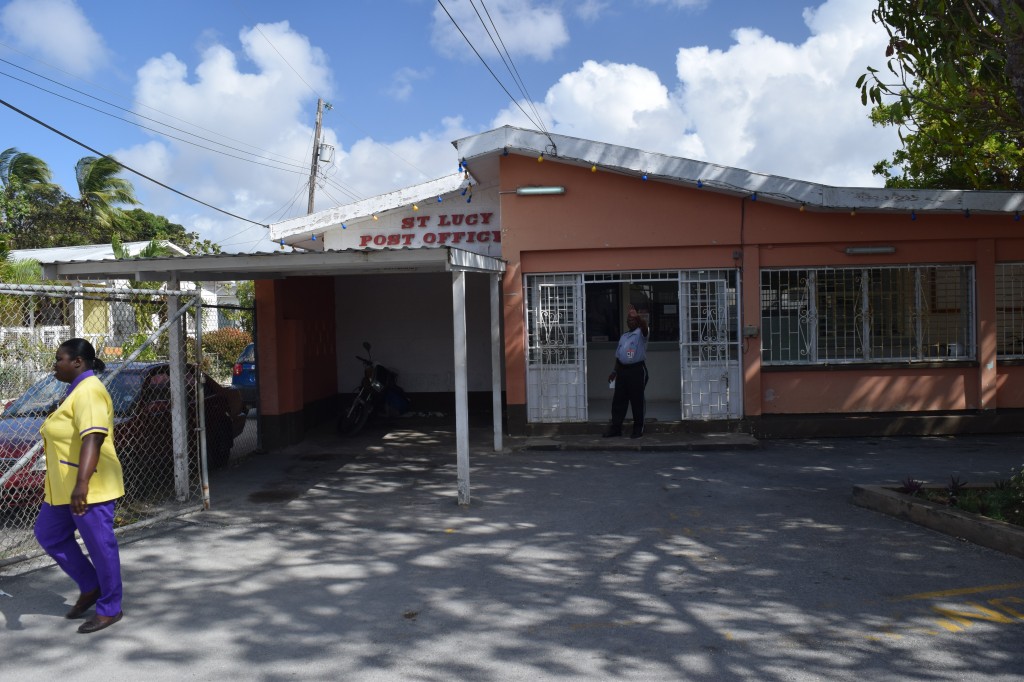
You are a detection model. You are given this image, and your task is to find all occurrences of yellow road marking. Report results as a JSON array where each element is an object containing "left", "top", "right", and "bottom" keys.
[{"left": 892, "top": 581, "right": 1024, "bottom": 602}]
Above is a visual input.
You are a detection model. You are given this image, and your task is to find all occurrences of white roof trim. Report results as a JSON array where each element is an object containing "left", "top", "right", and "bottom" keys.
[
  {"left": 271, "top": 172, "right": 471, "bottom": 240},
  {"left": 40, "top": 247, "right": 504, "bottom": 282},
  {"left": 10, "top": 240, "right": 190, "bottom": 263},
  {"left": 453, "top": 126, "right": 1024, "bottom": 214}
]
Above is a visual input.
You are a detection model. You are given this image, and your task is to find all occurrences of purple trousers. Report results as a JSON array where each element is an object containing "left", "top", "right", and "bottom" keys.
[{"left": 34, "top": 501, "right": 123, "bottom": 617}]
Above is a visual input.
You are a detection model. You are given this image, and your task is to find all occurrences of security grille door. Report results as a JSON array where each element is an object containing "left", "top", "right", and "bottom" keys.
[
  {"left": 679, "top": 272, "right": 742, "bottom": 419},
  {"left": 525, "top": 274, "right": 587, "bottom": 422}
]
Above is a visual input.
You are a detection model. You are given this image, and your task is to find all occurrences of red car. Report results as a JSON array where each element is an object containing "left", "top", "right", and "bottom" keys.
[{"left": 0, "top": 362, "right": 245, "bottom": 509}]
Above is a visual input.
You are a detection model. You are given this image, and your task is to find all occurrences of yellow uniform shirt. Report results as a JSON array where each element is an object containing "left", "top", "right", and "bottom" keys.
[{"left": 40, "top": 374, "right": 125, "bottom": 505}]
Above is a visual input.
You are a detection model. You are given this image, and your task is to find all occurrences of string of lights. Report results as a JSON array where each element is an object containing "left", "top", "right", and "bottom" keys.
[{"left": 465, "top": 146, "right": 1024, "bottom": 221}]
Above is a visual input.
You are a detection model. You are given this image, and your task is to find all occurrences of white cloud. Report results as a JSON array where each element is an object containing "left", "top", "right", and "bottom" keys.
[
  {"left": 576, "top": 0, "right": 610, "bottom": 21},
  {"left": 673, "top": 0, "right": 895, "bottom": 185},
  {"left": 641, "top": 0, "right": 708, "bottom": 7},
  {"left": 115, "top": 21, "right": 464, "bottom": 252},
  {"left": 387, "top": 67, "right": 432, "bottom": 102},
  {"left": 0, "top": 0, "right": 108, "bottom": 76},
  {"left": 490, "top": 0, "right": 896, "bottom": 187},
  {"left": 431, "top": 0, "right": 569, "bottom": 61}
]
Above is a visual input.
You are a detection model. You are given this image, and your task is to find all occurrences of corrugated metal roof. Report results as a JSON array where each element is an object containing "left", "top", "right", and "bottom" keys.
[
  {"left": 9, "top": 240, "right": 189, "bottom": 263},
  {"left": 39, "top": 246, "right": 505, "bottom": 282}
]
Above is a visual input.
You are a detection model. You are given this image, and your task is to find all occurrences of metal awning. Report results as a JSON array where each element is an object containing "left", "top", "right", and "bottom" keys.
[
  {"left": 40, "top": 246, "right": 505, "bottom": 282},
  {"left": 41, "top": 246, "right": 505, "bottom": 506}
]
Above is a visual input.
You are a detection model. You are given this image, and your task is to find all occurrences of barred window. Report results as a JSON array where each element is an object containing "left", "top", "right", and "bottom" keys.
[
  {"left": 996, "top": 263, "right": 1024, "bottom": 358},
  {"left": 760, "top": 265, "right": 974, "bottom": 365},
  {"left": 526, "top": 275, "right": 581, "bottom": 365}
]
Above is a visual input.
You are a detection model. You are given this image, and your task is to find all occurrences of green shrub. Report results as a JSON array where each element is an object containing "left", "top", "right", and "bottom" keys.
[{"left": 202, "top": 327, "right": 251, "bottom": 378}]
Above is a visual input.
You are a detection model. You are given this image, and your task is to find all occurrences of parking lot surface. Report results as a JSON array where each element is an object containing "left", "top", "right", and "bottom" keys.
[{"left": 2, "top": 427, "right": 1023, "bottom": 681}]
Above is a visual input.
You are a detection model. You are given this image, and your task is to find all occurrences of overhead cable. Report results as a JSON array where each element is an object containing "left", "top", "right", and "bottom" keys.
[{"left": 0, "top": 96, "right": 268, "bottom": 227}]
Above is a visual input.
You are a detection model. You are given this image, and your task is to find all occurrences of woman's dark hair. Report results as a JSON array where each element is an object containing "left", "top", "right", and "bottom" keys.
[{"left": 59, "top": 338, "right": 106, "bottom": 371}]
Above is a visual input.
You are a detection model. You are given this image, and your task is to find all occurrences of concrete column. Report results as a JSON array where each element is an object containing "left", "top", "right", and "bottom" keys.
[
  {"left": 452, "top": 270, "right": 470, "bottom": 505},
  {"left": 976, "top": 239, "right": 998, "bottom": 410},
  {"left": 490, "top": 273, "right": 503, "bottom": 452},
  {"left": 167, "top": 275, "right": 190, "bottom": 501}
]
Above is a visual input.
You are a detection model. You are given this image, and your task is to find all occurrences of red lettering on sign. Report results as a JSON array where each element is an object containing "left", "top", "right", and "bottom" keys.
[
  {"left": 387, "top": 234, "right": 401, "bottom": 246},
  {"left": 417, "top": 216, "right": 430, "bottom": 228},
  {"left": 373, "top": 235, "right": 387, "bottom": 246},
  {"left": 401, "top": 234, "right": 415, "bottom": 246},
  {"left": 465, "top": 214, "right": 478, "bottom": 225},
  {"left": 451, "top": 215, "right": 464, "bottom": 226},
  {"left": 480, "top": 212, "right": 493, "bottom": 225},
  {"left": 423, "top": 233, "right": 437, "bottom": 244},
  {"left": 450, "top": 232, "right": 465, "bottom": 244},
  {"left": 492, "top": 230, "right": 501, "bottom": 242},
  {"left": 401, "top": 217, "right": 414, "bottom": 229},
  {"left": 438, "top": 215, "right": 451, "bottom": 227},
  {"left": 359, "top": 235, "right": 373, "bottom": 247},
  {"left": 476, "top": 232, "right": 490, "bottom": 242},
  {"left": 465, "top": 231, "right": 476, "bottom": 243},
  {"left": 437, "top": 232, "right": 452, "bottom": 245}
]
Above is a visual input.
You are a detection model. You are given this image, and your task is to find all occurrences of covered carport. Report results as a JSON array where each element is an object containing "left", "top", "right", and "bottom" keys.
[{"left": 41, "top": 246, "right": 506, "bottom": 505}]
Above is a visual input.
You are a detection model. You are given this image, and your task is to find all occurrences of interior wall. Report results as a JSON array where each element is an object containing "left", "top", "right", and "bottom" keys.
[{"left": 333, "top": 272, "right": 496, "bottom": 393}]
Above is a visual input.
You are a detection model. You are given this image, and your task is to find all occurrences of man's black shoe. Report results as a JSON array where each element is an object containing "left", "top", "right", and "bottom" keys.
[{"left": 602, "top": 430, "right": 621, "bottom": 438}]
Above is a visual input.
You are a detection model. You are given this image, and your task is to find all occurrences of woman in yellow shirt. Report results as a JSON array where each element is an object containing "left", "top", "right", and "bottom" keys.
[{"left": 33, "top": 338, "right": 125, "bottom": 634}]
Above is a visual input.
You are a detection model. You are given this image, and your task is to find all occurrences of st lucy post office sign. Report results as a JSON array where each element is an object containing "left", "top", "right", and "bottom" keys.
[{"left": 324, "top": 191, "right": 501, "bottom": 258}]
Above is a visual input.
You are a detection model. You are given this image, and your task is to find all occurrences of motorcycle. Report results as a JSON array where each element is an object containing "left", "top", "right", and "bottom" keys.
[{"left": 337, "top": 342, "right": 409, "bottom": 436}]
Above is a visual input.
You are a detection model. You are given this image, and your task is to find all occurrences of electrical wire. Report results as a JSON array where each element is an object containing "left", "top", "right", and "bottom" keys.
[
  {"left": 0, "top": 41, "right": 309, "bottom": 165},
  {"left": 0, "top": 69, "right": 312, "bottom": 175},
  {"left": 436, "top": 0, "right": 546, "bottom": 134},
  {"left": 0, "top": 96, "right": 267, "bottom": 227},
  {"left": 474, "top": 0, "right": 549, "bottom": 135}
]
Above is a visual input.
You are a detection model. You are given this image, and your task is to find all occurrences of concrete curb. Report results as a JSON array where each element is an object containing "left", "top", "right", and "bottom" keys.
[
  {"left": 517, "top": 433, "right": 761, "bottom": 452},
  {"left": 851, "top": 484, "right": 1024, "bottom": 560}
]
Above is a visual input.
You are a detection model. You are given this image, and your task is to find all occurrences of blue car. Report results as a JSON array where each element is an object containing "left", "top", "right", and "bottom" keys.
[{"left": 232, "top": 343, "right": 257, "bottom": 411}]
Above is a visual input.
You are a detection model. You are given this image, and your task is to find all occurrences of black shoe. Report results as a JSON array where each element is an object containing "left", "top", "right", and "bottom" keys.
[
  {"left": 602, "top": 430, "right": 621, "bottom": 438},
  {"left": 65, "top": 588, "right": 100, "bottom": 619},
  {"left": 78, "top": 611, "right": 122, "bottom": 634}
]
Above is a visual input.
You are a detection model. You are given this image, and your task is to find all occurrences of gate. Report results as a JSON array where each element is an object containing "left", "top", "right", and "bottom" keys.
[
  {"left": 525, "top": 274, "right": 587, "bottom": 422},
  {"left": 679, "top": 270, "right": 742, "bottom": 419},
  {"left": 0, "top": 282, "right": 253, "bottom": 573}
]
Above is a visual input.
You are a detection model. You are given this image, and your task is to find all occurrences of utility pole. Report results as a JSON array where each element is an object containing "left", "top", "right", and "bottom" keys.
[{"left": 307, "top": 97, "right": 325, "bottom": 215}]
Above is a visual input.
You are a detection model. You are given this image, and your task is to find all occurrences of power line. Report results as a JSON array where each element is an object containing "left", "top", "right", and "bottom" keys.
[
  {"left": 0, "top": 41, "right": 309, "bottom": 165},
  {"left": 0, "top": 68, "right": 312, "bottom": 175},
  {"left": 436, "top": 0, "right": 552, "bottom": 141},
  {"left": 0, "top": 96, "right": 268, "bottom": 227},
  {"left": 477, "top": 0, "right": 549, "bottom": 134}
]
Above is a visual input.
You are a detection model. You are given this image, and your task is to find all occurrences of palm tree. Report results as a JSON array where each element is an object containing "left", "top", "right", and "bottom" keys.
[
  {"left": 75, "top": 155, "right": 139, "bottom": 231},
  {"left": 0, "top": 148, "right": 52, "bottom": 192}
]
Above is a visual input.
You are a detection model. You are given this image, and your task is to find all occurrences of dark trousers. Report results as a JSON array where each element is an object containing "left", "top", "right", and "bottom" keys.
[{"left": 610, "top": 362, "right": 648, "bottom": 435}]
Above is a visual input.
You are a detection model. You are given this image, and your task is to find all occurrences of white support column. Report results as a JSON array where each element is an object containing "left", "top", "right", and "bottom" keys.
[
  {"left": 452, "top": 270, "right": 470, "bottom": 505},
  {"left": 490, "top": 273, "right": 503, "bottom": 452},
  {"left": 167, "top": 275, "right": 190, "bottom": 501}
]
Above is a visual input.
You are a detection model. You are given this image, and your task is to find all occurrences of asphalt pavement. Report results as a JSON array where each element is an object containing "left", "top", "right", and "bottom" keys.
[{"left": 2, "top": 424, "right": 1024, "bottom": 681}]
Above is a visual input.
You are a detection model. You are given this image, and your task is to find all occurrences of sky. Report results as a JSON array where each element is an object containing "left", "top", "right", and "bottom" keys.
[{"left": 0, "top": 0, "right": 899, "bottom": 253}]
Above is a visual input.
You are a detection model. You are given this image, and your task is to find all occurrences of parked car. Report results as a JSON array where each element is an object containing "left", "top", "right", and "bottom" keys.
[
  {"left": 232, "top": 343, "right": 257, "bottom": 411},
  {"left": 0, "top": 362, "right": 246, "bottom": 509}
]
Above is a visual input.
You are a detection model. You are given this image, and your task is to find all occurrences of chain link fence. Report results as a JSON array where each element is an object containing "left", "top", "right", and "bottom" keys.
[{"left": 0, "top": 283, "right": 257, "bottom": 573}]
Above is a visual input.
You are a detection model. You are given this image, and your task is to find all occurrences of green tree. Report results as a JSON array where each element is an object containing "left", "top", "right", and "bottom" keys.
[
  {"left": 858, "top": 0, "right": 1024, "bottom": 189},
  {"left": 74, "top": 155, "right": 140, "bottom": 231},
  {"left": 0, "top": 147, "right": 53, "bottom": 191},
  {"left": 118, "top": 208, "right": 221, "bottom": 254}
]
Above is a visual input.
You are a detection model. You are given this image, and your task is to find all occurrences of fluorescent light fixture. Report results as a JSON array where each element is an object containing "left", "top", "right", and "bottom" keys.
[
  {"left": 844, "top": 245, "right": 895, "bottom": 255},
  {"left": 515, "top": 186, "right": 565, "bottom": 196}
]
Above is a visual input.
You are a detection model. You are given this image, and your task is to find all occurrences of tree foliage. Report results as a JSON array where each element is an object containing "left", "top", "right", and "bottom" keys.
[
  {"left": 74, "top": 155, "right": 140, "bottom": 231},
  {"left": 858, "top": 0, "right": 1024, "bottom": 189},
  {"left": 0, "top": 148, "right": 220, "bottom": 254}
]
